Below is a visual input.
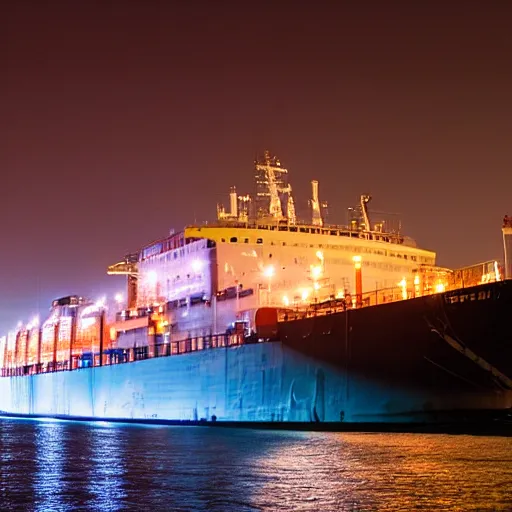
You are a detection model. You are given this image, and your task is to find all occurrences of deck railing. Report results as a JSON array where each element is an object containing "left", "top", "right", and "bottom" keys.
[
  {"left": 277, "top": 273, "right": 503, "bottom": 322},
  {"left": 0, "top": 333, "right": 246, "bottom": 378}
]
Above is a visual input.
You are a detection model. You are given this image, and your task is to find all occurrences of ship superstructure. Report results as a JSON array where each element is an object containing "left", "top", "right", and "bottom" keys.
[
  {"left": 0, "top": 152, "right": 509, "bottom": 427},
  {"left": 107, "top": 152, "right": 449, "bottom": 343}
]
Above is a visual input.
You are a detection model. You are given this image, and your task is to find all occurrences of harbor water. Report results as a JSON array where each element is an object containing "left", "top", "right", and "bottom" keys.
[{"left": 0, "top": 418, "right": 510, "bottom": 511}]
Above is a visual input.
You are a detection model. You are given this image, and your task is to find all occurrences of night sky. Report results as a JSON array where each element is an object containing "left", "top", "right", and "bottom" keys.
[{"left": 2, "top": 1, "right": 511, "bottom": 332}]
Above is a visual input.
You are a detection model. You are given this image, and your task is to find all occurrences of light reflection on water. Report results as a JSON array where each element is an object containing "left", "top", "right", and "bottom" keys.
[
  {"left": 0, "top": 418, "right": 510, "bottom": 511},
  {"left": 87, "top": 422, "right": 126, "bottom": 510},
  {"left": 34, "top": 420, "right": 65, "bottom": 512}
]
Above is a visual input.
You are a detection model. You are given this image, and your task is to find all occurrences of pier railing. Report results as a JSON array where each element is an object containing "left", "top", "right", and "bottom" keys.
[{"left": 0, "top": 333, "right": 246, "bottom": 378}]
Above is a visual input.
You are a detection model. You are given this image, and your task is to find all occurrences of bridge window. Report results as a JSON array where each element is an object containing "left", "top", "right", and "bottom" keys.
[
  {"left": 230, "top": 237, "right": 238, "bottom": 243},
  {"left": 256, "top": 238, "right": 263, "bottom": 244}
]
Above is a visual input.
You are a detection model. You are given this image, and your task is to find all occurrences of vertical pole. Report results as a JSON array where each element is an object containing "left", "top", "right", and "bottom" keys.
[
  {"left": 503, "top": 216, "right": 512, "bottom": 279},
  {"left": 99, "top": 310, "right": 104, "bottom": 367},
  {"left": 52, "top": 322, "right": 57, "bottom": 371},
  {"left": 235, "top": 279, "right": 240, "bottom": 316},
  {"left": 36, "top": 327, "right": 41, "bottom": 369},
  {"left": 69, "top": 314, "right": 76, "bottom": 370},
  {"left": 344, "top": 304, "right": 350, "bottom": 416},
  {"left": 212, "top": 295, "right": 217, "bottom": 335}
]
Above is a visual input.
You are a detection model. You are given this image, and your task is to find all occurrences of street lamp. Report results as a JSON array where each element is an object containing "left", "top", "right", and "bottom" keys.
[{"left": 352, "top": 255, "right": 362, "bottom": 307}]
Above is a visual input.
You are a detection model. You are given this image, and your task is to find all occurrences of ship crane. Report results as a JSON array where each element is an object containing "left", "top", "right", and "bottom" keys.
[
  {"left": 360, "top": 194, "right": 371, "bottom": 231},
  {"left": 107, "top": 253, "right": 139, "bottom": 309}
]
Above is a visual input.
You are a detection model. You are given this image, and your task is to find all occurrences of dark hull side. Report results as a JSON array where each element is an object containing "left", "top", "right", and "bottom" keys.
[
  {"left": 1, "top": 411, "right": 510, "bottom": 436},
  {"left": 278, "top": 280, "right": 512, "bottom": 422}
]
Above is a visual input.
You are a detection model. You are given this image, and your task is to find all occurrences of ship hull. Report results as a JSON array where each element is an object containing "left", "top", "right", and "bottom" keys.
[
  {"left": 279, "top": 280, "right": 512, "bottom": 422},
  {"left": 1, "top": 282, "right": 511, "bottom": 426}
]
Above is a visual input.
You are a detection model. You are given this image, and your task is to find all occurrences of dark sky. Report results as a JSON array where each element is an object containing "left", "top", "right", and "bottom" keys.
[{"left": 1, "top": 1, "right": 511, "bottom": 332}]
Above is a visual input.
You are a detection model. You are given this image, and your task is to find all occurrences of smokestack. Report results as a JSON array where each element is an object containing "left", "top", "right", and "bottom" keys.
[
  {"left": 230, "top": 187, "right": 238, "bottom": 219},
  {"left": 312, "top": 180, "right": 319, "bottom": 203},
  {"left": 503, "top": 215, "right": 512, "bottom": 279},
  {"left": 311, "top": 180, "right": 323, "bottom": 226}
]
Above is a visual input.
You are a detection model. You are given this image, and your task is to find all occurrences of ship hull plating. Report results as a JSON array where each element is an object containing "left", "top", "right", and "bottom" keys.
[
  {"left": 1, "top": 282, "right": 511, "bottom": 425},
  {"left": 279, "top": 280, "right": 512, "bottom": 422}
]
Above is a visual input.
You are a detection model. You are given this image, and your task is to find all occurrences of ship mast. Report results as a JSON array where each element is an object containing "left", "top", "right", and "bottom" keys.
[
  {"left": 266, "top": 162, "right": 283, "bottom": 219},
  {"left": 254, "top": 150, "right": 296, "bottom": 223},
  {"left": 256, "top": 150, "right": 283, "bottom": 220}
]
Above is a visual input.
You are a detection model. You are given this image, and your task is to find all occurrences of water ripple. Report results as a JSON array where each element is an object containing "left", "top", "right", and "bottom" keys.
[{"left": 0, "top": 420, "right": 510, "bottom": 511}]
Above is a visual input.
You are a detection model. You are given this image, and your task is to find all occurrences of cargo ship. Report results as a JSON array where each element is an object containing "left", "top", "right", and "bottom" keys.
[{"left": 1, "top": 152, "right": 511, "bottom": 428}]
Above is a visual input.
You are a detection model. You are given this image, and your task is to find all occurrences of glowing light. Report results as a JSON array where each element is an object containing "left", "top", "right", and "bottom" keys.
[
  {"left": 352, "top": 255, "right": 362, "bottom": 269},
  {"left": 263, "top": 265, "right": 275, "bottom": 278},
  {"left": 435, "top": 283, "right": 445, "bottom": 293},
  {"left": 95, "top": 297, "right": 106, "bottom": 309},
  {"left": 115, "top": 293, "right": 124, "bottom": 304},
  {"left": 81, "top": 304, "right": 101, "bottom": 317},
  {"left": 147, "top": 270, "right": 158, "bottom": 285},
  {"left": 80, "top": 317, "right": 96, "bottom": 329},
  {"left": 27, "top": 316, "right": 38, "bottom": 330},
  {"left": 336, "top": 290, "right": 345, "bottom": 299},
  {"left": 414, "top": 275, "right": 420, "bottom": 285},
  {"left": 314, "top": 282, "right": 321, "bottom": 291},
  {"left": 311, "top": 265, "right": 322, "bottom": 279},
  {"left": 494, "top": 261, "right": 501, "bottom": 281},
  {"left": 398, "top": 277, "right": 407, "bottom": 300},
  {"left": 316, "top": 250, "right": 324, "bottom": 261},
  {"left": 282, "top": 295, "right": 290, "bottom": 306},
  {"left": 301, "top": 289, "right": 310, "bottom": 301},
  {"left": 191, "top": 259, "right": 203, "bottom": 272}
]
